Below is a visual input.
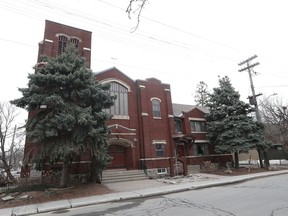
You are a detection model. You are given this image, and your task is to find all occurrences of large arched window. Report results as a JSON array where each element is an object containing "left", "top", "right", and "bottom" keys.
[
  {"left": 107, "top": 82, "right": 129, "bottom": 116},
  {"left": 151, "top": 98, "right": 161, "bottom": 118}
]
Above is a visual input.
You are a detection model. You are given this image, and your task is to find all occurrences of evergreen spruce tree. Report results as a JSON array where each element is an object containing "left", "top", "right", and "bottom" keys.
[
  {"left": 194, "top": 81, "right": 209, "bottom": 106},
  {"left": 206, "top": 76, "right": 267, "bottom": 168},
  {"left": 11, "top": 45, "right": 115, "bottom": 187}
]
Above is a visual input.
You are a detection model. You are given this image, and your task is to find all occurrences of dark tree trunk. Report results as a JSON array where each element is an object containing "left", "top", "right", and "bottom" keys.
[
  {"left": 1, "top": 144, "right": 15, "bottom": 182},
  {"left": 234, "top": 151, "right": 239, "bottom": 169},
  {"left": 90, "top": 155, "right": 99, "bottom": 183},
  {"left": 263, "top": 151, "right": 271, "bottom": 170},
  {"left": 257, "top": 148, "right": 264, "bottom": 168},
  {"left": 60, "top": 155, "right": 69, "bottom": 188},
  {"left": 2, "top": 159, "right": 15, "bottom": 182}
]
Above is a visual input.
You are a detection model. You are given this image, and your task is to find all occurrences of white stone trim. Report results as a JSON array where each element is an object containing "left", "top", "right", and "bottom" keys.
[
  {"left": 153, "top": 117, "right": 162, "bottom": 120},
  {"left": 191, "top": 131, "right": 207, "bottom": 134},
  {"left": 100, "top": 78, "right": 131, "bottom": 92},
  {"left": 111, "top": 115, "right": 130, "bottom": 120},
  {"left": 140, "top": 157, "right": 170, "bottom": 161},
  {"left": 150, "top": 97, "right": 161, "bottom": 102},
  {"left": 55, "top": 33, "right": 82, "bottom": 42},
  {"left": 189, "top": 117, "right": 206, "bottom": 121},
  {"left": 44, "top": 39, "right": 53, "bottom": 43},
  {"left": 108, "top": 124, "right": 136, "bottom": 131},
  {"left": 152, "top": 140, "right": 167, "bottom": 144},
  {"left": 194, "top": 140, "right": 210, "bottom": 143},
  {"left": 110, "top": 132, "right": 136, "bottom": 136}
]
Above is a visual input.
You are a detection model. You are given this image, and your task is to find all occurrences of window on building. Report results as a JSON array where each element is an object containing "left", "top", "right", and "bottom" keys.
[
  {"left": 190, "top": 120, "right": 207, "bottom": 132},
  {"left": 70, "top": 38, "right": 79, "bottom": 49},
  {"left": 58, "top": 35, "right": 68, "bottom": 55},
  {"left": 58, "top": 36, "right": 80, "bottom": 55},
  {"left": 107, "top": 82, "right": 128, "bottom": 116},
  {"left": 194, "top": 143, "right": 209, "bottom": 155},
  {"left": 174, "top": 119, "right": 182, "bottom": 133},
  {"left": 157, "top": 168, "right": 167, "bottom": 174},
  {"left": 152, "top": 99, "right": 161, "bottom": 118},
  {"left": 155, "top": 143, "right": 165, "bottom": 157}
]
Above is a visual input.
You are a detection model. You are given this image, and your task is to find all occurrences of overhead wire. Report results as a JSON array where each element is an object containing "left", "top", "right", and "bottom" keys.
[
  {"left": 0, "top": 5, "right": 240, "bottom": 85},
  {"left": 97, "top": 0, "right": 246, "bottom": 53},
  {"left": 1, "top": 0, "right": 241, "bottom": 63},
  {"left": 1, "top": 0, "right": 287, "bottom": 86}
]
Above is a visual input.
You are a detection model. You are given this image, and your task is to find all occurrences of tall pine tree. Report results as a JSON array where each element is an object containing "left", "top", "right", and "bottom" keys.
[
  {"left": 206, "top": 76, "right": 266, "bottom": 168},
  {"left": 194, "top": 81, "right": 209, "bottom": 106},
  {"left": 12, "top": 45, "right": 115, "bottom": 187}
]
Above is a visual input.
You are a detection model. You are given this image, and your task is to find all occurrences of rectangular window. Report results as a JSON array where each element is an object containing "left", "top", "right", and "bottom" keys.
[
  {"left": 155, "top": 143, "right": 165, "bottom": 157},
  {"left": 194, "top": 143, "right": 209, "bottom": 155},
  {"left": 190, "top": 121, "right": 207, "bottom": 132},
  {"left": 174, "top": 119, "right": 182, "bottom": 133},
  {"left": 157, "top": 168, "right": 167, "bottom": 174},
  {"left": 152, "top": 99, "right": 161, "bottom": 118}
]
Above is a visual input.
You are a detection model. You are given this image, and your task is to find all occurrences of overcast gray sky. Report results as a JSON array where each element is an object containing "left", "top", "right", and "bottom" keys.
[{"left": 1, "top": 0, "right": 288, "bottom": 123}]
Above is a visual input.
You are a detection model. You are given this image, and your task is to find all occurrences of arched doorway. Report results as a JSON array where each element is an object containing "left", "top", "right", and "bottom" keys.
[
  {"left": 107, "top": 138, "right": 134, "bottom": 169},
  {"left": 107, "top": 145, "right": 126, "bottom": 169}
]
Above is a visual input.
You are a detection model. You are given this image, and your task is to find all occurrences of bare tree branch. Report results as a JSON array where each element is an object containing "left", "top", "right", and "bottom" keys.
[
  {"left": 259, "top": 96, "right": 288, "bottom": 149},
  {"left": 126, "top": 0, "right": 147, "bottom": 32},
  {"left": 0, "top": 101, "right": 24, "bottom": 181}
]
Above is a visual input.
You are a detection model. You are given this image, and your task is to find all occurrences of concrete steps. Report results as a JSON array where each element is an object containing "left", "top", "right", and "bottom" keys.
[{"left": 101, "top": 169, "right": 148, "bottom": 184}]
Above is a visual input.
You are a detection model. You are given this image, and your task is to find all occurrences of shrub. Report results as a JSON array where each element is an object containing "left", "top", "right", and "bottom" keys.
[{"left": 201, "top": 161, "right": 216, "bottom": 173}]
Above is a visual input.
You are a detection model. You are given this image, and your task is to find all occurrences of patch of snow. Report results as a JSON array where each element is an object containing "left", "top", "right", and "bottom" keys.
[{"left": 156, "top": 173, "right": 221, "bottom": 185}]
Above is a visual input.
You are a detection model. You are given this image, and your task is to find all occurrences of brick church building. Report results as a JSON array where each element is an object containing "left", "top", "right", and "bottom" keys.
[{"left": 22, "top": 20, "right": 231, "bottom": 179}]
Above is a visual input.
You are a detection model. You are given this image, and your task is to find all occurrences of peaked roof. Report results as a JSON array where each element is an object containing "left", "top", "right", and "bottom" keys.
[
  {"left": 94, "top": 67, "right": 135, "bottom": 83},
  {"left": 172, "top": 103, "right": 209, "bottom": 117}
]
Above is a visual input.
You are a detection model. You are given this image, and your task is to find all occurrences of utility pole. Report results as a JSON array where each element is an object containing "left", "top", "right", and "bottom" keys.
[
  {"left": 238, "top": 55, "right": 262, "bottom": 122},
  {"left": 238, "top": 55, "right": 269, "bottom": 169}
]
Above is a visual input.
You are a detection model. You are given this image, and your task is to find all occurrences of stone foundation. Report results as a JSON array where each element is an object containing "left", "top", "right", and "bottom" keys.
[
  {"left": 146, "top": 168, "right": 170, "bottom": 179},
  {"left": 187, "top": 165, "right": 201, "bottom": 174}
]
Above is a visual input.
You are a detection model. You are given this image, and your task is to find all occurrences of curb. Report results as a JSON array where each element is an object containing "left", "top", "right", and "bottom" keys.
[{"left": 2, "top": 169, "right": 288, "bottom": 216}]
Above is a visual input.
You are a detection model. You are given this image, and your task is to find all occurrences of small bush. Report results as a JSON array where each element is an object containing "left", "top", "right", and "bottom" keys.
[
  {"left": 201, "top": 161, "right": 216, "bottom": 173},
  {"left": 3, "top": 177, "right": 54, "bottom": 194}
]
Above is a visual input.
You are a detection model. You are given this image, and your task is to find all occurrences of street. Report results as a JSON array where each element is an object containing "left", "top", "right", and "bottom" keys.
[{"left": 36, "top": 174, "right": 288, "bottom": 216}]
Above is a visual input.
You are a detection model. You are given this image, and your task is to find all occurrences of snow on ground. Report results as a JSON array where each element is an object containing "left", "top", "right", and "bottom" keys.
[{"left": 156, "top": 173, "right": 223, "bottom": 185}]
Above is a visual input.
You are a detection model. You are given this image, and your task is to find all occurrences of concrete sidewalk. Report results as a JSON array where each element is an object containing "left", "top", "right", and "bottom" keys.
[{"left": 2, "top": 169, "right": 288, "bottom": 216}]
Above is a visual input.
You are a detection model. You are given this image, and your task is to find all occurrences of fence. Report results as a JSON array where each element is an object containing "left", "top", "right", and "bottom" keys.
[{"left": 266, "top": 149, "right": 288, "bottom": 160}]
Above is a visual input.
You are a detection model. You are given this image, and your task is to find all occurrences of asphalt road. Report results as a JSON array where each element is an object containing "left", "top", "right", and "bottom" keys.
[{"left": 36, "top": 173, "right": 288, "bottom": 216}]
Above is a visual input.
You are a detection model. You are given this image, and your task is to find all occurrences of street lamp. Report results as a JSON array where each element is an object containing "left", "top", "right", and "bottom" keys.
[{"left": 258, "top": 93, "right": 277, "bottom": 107}]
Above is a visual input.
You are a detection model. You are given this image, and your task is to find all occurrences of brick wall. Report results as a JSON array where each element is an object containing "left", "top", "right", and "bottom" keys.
[{"left": 38, "top": 20, "right": 92, "bottom": 68}]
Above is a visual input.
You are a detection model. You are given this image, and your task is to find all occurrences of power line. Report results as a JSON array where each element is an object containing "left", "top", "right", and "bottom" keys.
[
  {"left": 1, "top": 0, "right": 288, "bottom": 85},
  {"left": 0, "top": 3, "right": 241, "bottom": 70},
  {"left": 98, "top": 0, "right": 246, "bottom": 53},
  {"left": 0, "top": 0, "right": 241, "bottom": 63},
  {"left": 257, "top": 84, "right": 288, "bottom": 88},
  {"left": 0, "top": 37, "right": 37, "bottom": 48}
]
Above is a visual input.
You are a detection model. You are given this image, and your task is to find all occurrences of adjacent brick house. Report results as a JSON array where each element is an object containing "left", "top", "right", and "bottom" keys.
[{"left": 22, "top": 20, "right": 232, "bottom": 179}]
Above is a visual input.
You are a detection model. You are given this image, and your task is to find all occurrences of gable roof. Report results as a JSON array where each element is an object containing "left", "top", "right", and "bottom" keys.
[
  {"left": 94, "top": 67, "right": 135, "bottom": 83},
  {"left": 172, "top": 103, "right": 209, "bottom": 117}
]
